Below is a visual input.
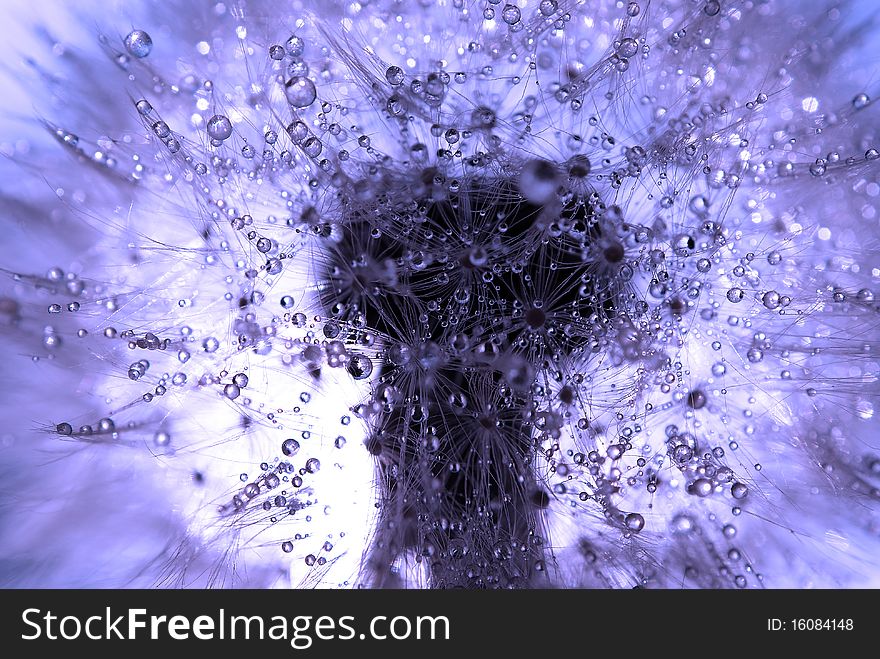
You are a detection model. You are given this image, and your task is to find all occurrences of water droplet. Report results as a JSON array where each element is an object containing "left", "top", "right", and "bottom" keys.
[
  {"left": 853, "top": 93, "right": 871, "bottom": 110},
  {"left": 152, "top": 121, "right": 170, "bottom": 138},
  {"left": 726, "top": 288, "right": 744, "bottom": 303},
  {"left": 731, "top": 482, "right": 749, "bottom": 499},
  {"left": 687, "top": 389, "right": 707, "bottom": 409},
  {"left": 285, "top": 77, "right": 317, "bottom": 108},
  {"left": 689, "top": 478, "right": 713, "bottom": 497},
  {"left": 347, "top": 354, "right": 374, "bottom": 380},
  {"left": 501, "top": 4, "right": 521, "bottom": 24},
  {"left": 124, "top": 30, "right": 152, "bottom": 58},
  {"left": 568, "top": 155, "right": 591, "bottom": 178},
  {"left": 385, "top": 65, "right": 404, "bottom": 86},
  {"left": 616, "top": 37, "right": 639, "bottom": 58},
  {"left": 761, "top": 291, "right": 780, "bottom": 309},
  {"left": 207, "top": 115, "right": 232, "bottom": 141},
  {"left": 539, "top": 0, "right": 558, "bottom": 16},
  {"left": 671, "top": 513, "right": 694, "bottom": 534},
  {"left": 302, "top": 136, "right": 323, "bottom": 158},
  {"left": 285, "top": 35, "right": 305, "bottom": 57},
  {"left": 624, "top": 512, "right": 645, "bottom": 532}
]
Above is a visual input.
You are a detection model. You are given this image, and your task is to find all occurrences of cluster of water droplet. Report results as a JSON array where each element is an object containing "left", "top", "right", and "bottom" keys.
[{"left": 2, "top": 0, "right": 880, "bottom": 589}]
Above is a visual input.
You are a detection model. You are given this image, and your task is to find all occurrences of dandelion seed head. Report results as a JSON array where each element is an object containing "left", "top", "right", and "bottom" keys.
[{"left": 0, "top": 0, "right": 879, "bottom": 589}]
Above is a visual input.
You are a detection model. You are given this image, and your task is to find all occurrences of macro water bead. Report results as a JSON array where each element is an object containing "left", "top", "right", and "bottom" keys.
[
  {"left": 124, "top": 29, "right": 152, "bottom": 58},
  {"left": 501, "top": 4, "right": 521, "bottom": 24},
  {"left": 206, "top": 114, "right": 233, "bottom": 141},
  {"left": 284, "top": 76, "right": 317, "bottom": 108},
  {"left": 384, "top": 65, "right": 404, "bottom": 86},
  {"left": 616, "top": 37, "right": 639, "bottom": 58}
]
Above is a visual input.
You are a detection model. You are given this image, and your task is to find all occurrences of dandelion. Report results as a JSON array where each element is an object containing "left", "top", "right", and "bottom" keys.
[{"left": 1, "top": 0, "right": 879, "bottom": 589}]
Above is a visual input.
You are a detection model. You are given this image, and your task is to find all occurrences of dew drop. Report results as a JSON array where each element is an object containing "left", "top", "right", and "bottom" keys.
[
  {"left": 124, "top": 30, "right": 152, "bottom": 58},
  {"left": 385, "top": 65, "right": 405, "bottom": 86},
  {"left": 501, "top": 4, "right": 521, "bottom": 24},
  {"left": 853, "top": 93, "right": 871, "bottom": 110},
  {"left": 731, "top": 482, "right": 749, "bottom": 499},
  {"left": 285, "top": 77, "right": 317, "bottom": 108},
  {"left": 689, "top": 478, "right": 713, "bottom": 497},
  {"left": 624, "top": 512, "right": 645, "bottom": 532},
  {"left": 206, "top": 115, "right": 233, "bottom": 141},
  {"left": 285, "top": 35, "right": 305, "bottom": 57},
  {"left": 761, "top": 291, "right": 780, "bottom": 310},
  {"left": 539, "top": 0, "right": 558, "bottom": 16},
  {"left": 302, "top": 136, "right": 323, "bottom": 158},
  {"left": 726, "top": 288, "right": 744, "bottom": 303},
  {"left": 347, "top": 354, "right": 374, "bottom": 380},
  {"left": 616, "top": 38, "right": 639, "bottom": 59}
]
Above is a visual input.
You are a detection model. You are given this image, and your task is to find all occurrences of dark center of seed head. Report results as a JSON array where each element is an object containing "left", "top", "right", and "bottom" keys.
[
  {"left": 603, "top": 241, "right": 625, "bottom": 263},
  {"left": 525, "top": 307, "right": 546, "bottom": 329},
  {"left": 531, "top": 489, "right": 550, "bottom": 508}
]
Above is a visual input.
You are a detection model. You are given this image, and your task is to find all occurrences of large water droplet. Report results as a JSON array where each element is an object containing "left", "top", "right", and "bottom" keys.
[
  {"left": 285, "top": 77, "right": 317, "bottom": 108},
  {"left": 124, "top": 30, "right": 152, "bottom": 58}
]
